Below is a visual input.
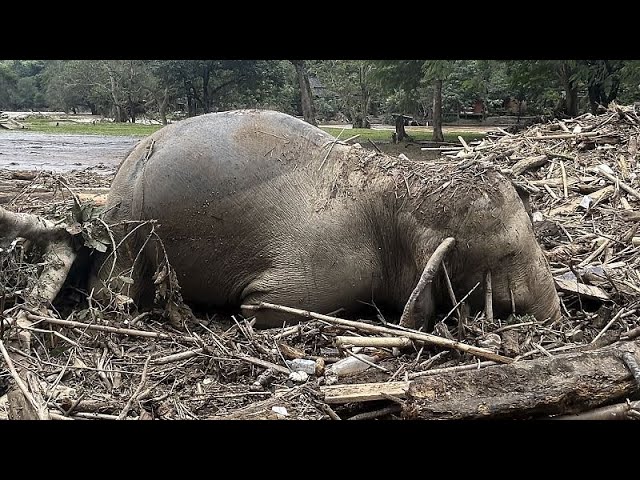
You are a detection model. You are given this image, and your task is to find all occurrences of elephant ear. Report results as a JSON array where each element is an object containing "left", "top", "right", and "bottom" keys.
[{"left": 399, "top": 237, "right": 456, "bottom": 331}]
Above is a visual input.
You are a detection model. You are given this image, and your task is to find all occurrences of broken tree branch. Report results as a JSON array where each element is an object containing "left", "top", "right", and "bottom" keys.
[
  {"left": 25, "top": 313, "right": 200, "bottom": 344},
  {"left": 321, "top": 381, "right": 411, "bottom": 404},
  {"left": 0, "top": 337, "right": 48, "bottom": 420},
  {"left": 0, "top": 205, "right": 69, "bottom": 245},
  {"left": 511, "top": 154, "right": 548, "bottom": 176},
  {"left": 118, "top": 355, "right": 151, "bottom": 420},
  {"left": 242, "top": 302, "right": 512, "bottom": 364},
  {"left": 596, "top": 165, "right": 640, "bottom": 201},
  {"left": 555, "top": 400, "right": 640, "bottom": 420},
  {"left": 335, "top": 336, "right": 412, "bottom": 349}
]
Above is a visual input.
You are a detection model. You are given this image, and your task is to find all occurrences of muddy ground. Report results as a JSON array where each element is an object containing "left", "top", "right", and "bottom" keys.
[{"left": 0, "top": 131, "right": 140, "bottom": 173}]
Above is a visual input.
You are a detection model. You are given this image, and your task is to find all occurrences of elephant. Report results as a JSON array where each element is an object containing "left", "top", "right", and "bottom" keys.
[{"left": 88, "top": 109, "right": 561, "bottom": 329}]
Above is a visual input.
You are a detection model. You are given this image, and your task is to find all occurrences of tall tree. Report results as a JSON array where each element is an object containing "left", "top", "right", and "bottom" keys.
[
  {"left": 290, "top": 60, "right": 317, "bottom": 125},
  {"left": 312, "top": 60, "right": 380, "bottom": 128},
  {"left": 374, "top": 60, "right": 453, "bottom": 141},
  {"left": 0, "top": 61, "right": 18, "bottom": 109},
  {"left": 423, "top": 61, "right": 454, "bottom": 142},
  {"left": 577, "top": 60, "right": 624, "bottom": 113}
]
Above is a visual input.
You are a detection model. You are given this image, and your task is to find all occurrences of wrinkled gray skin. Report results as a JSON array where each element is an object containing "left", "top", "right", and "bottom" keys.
[{"left": 90, "top": 110, "right": 561, "bottom": 328}]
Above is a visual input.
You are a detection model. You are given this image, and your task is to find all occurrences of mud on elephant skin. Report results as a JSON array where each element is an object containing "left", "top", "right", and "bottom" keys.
[{"left": 86, "top": 109, "right": 561, "bottom": 329}]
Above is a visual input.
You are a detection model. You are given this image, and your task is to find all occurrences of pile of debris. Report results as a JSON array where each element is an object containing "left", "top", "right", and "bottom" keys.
[
  {"left": 2, "top": 104, "right": 640, "bottom": 420},
  {"left": 0, "top": 113, "right": 27, "bottom": 130}
]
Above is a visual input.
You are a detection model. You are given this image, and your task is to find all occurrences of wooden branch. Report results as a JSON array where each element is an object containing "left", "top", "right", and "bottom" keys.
[
  {"left": 347, "top": 405, "right": 402, "bottom": 420},
  {"left": 484, "top": 270, "right": 493, "bottom": 322},
  {"left": 117, "top": 356, "right": 151, "bottom": 420},
  {"left": 553, "top": 277, "right": 611, "bottom": 301},
  {"left": 440, "top": 282, "right": 480, "bottom": 324},
  {"left": 0, "top": 205, "right": 69, "bottom": 244},
  {"left": 596, "top": 165, "right": 640, "bottom": 201},
  {"left": 511, "top": 154, "right": 548, "bottom": 176},
  {"left": 335, "top": 336, "right": 412, "bottom": 349},
  {"left": 321, "top": 381, "right": 411, "bottom": 404},
  {"left": 578, "top": 238, "right": 612, "bottom": 268},
  {"left": 399, "top": 237, "right": 455, "bottom": 329},
  {"left": 555, "top": 400, "right": 640, "bottom": 420},
  {"left": 26, "top": 313, "right": 200, "bottom": 344},
  {"left": 560, "top": 161, "right": 569, "bottom": 198},
  {"left": 458, "top": 135, "right": 471, "bottom": 151},
  {"left": 31, "top": 240, "right": 77, "bottom": 303},
  {"left": 592, "top": 308, "right": 625, "bottom": 344},
  {"left": 367, "top": 138, "right": 382, "bottom": 154},
  {"left": 0, "top": 338, "right": 47, "bottom": 420},
  {"left": 408, "top": 360, "right": 497, "bottom": 379},
  {"left": 405, "top": 338, "right": 640, "bottom": 419},
  {"left": 153, "top": 348, "right": 205, "bottom": 365},
  {"left": 242, "top": 302, "right": 513, "bottom": 364},
  {"left": 234, "top": 353, "right": 290, "bottom": 375}
]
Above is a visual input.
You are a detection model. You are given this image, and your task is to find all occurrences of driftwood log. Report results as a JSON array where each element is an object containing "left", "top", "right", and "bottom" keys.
[{"left": 404, "top": 338, "right": 640, "bottom": 419}]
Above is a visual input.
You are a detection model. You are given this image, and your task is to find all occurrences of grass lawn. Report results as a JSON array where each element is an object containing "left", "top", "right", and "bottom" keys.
[
  {"left": 23, "top": 118, "right": 163, "bottom": 136},
  {"left": 20, "top": 118, "right": 487, "bottom": 144},
  {"left": 321, "top": 127, "right": 486, "bottom": 143}
]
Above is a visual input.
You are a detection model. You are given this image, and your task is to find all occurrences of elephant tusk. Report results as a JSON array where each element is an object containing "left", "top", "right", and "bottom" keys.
[{"left": 399, "top": 237, "right": 456, "bottom": 330}]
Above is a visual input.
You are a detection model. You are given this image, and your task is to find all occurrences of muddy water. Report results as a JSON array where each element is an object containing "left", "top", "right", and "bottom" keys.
[{"left": 0, "top": 131, "right": 141, "bottom": 173}]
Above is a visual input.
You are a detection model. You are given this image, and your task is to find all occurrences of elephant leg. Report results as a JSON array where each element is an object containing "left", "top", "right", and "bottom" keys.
[{"left": 239, "top": 266, "right": 365, "bottom": 328}]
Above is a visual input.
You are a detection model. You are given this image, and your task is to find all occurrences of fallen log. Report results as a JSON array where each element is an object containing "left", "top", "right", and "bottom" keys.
[
  {"left": 511, "top": 154, "right": 548, "bottom": 176},
  {"left": 404, "top": 339, "right": 640, "bottom": 419}
]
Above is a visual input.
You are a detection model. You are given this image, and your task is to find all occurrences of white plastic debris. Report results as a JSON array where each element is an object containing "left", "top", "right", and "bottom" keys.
[
  {"left": 579, "top": 195, "right": 593, "bottom": 209},
  {"left": 573, "top": 125, "right": 582, "bottom": 134},
  {"left": 330, "top": 354, "right": 377, "bottom": 377},
  {"left": 288, "top": 371, "right": 308, "bottom": 383},
  {"left": 398, "top": 153, "right": 410, "bottom": 161},
  {"left": 272, "top": 406, "right": 288, "bottom": 417},
  {"left": 202, "top": 377, "right": 213, "bottom": 385},
  {"left": 285, "top": 358, "right": 317, "bottom": 375},
  {"left": 532, "top": 211, "right": 544, "bottom": 223},
  {"left": 598, "top": 164, "right": 614, "bottom": 175}
]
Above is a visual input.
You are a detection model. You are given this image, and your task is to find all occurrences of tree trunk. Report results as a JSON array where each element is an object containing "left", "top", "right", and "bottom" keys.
[
  {"left": 588, "top": 84, "right": 602, "bottom": 114},
  {"left": 128, "top": 94, "right": 136, "bottom": 123},
  {"left": 105, "top": 62, "right": 126, "bottom": 123},
  {"left": 587, "top": 61, "right": 621, "bottom": 114},
  {"left": 394, "top": 115, "right": 407, "bottom": 142},
  {"left": 159, "top": 87, "right": 169, "bottom": 125},
  {"left": 558, "top": 62, "right": 579, "bottom": 117},
  {"left": 432, "top": 78, "right": 444, "bottom": 142},
  {"left": 202, "top": 64, "right": 210, "bottom": 114},
  {"left": 565, "top": 85, "right": 578, "bottom": 117},
  {"left": 356, "top": 63, "right": 371, "bottom": 129},
  {"left": 291, "top": 60, "right": 317, "bottom": 126},
  {"left": 185, "top": 80, "right": 196, "bottom": 117}
]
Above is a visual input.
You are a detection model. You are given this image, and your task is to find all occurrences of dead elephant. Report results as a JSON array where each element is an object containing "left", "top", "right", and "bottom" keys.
[{"left": 1, "top": 110, "right": 561, "bottom": 329}]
